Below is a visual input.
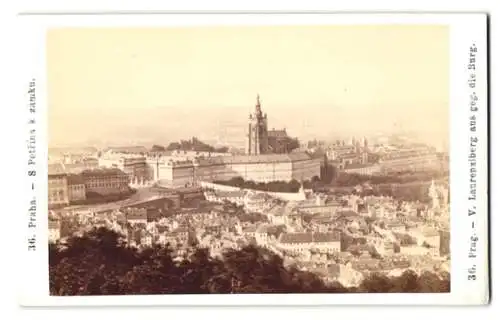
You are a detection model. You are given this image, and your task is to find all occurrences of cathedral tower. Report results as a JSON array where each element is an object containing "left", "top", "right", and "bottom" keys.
[{"left": 247, "top": 94, "right": 269, "bottom": 155}]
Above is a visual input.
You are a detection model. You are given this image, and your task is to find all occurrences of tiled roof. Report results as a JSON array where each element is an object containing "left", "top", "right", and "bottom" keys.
[
  {"left": 166, "top": 160, "right": 194, "bottom": 168},
  {"left": 224, "top": 152, "right": 312, "bottom": 164},
  {"left": 311, "top": 212, "right": 334, "bottom": 220},
  {"left": 287, "top": 152, "right": 314, "bottom": 161},
  {"left": 166, "top": 152, "right": 315, "bottom": 167},
  {"left": 279, "top": 232, "right": 340, "bottom": 244},
  {"left": 194, "top": 156, "right": 226, "bottom": 166},
  {"left": 298, "top": 202, "right": 341, "bottom": 209},
  {"left": 338, "top": 152, "right": 360, "bottom": 159},
  {"left": 255, "top": 224, "right": 271, "bottom": 234},
  {"left": 81, "top": 168, "right": 128, "bottom": 177},
  {"left": 214, "top": 190, "right": 246, "bottom": 198}
]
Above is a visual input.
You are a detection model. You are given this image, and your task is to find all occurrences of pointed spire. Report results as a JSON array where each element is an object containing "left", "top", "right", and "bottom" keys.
[{"left": 255, "top": 93, "right": 262, "bottom": 117}]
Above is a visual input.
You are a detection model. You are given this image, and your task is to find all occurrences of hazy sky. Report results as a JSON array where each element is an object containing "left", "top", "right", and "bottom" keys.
[{"left": 47, "top": 25, "right": 449, "bottom": 148}]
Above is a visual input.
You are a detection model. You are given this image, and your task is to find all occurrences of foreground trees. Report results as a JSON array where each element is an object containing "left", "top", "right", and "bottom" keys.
[{"left": 49, "top": 228, "right": 450, "bottom": 295}]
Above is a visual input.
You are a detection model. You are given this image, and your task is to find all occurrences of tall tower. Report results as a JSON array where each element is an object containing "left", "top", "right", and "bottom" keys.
[
  {"left": 361, "top": 136, "right": 369, "bottom": 164},
  {"left": 428, "top": 180, "right": 440, "bottom": 211},
  {"left": 362, "top": 136, "right": 369, "bottom": 149},
  {"left": 247, "top": 94, "right": 269, "bottom": 155}
]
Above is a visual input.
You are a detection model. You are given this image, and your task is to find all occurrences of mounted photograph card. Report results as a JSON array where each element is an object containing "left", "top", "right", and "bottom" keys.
[{"left": 18, "top": 13, "right": 488, "bottom": 306}]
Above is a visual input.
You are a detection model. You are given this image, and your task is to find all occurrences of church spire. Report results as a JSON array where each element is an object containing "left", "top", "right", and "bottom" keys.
[{"left": 255, "top": 94, "right": 262, "bottom": 116}]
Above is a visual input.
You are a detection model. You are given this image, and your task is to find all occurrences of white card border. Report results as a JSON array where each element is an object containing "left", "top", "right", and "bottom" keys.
[{"left": 16, "top": 12, "right": 489, "bottom": 306}]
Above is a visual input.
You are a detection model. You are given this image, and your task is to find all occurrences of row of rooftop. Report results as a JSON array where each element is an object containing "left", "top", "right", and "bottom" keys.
[{"left": 48, "top": 163, "right": 128, "bottom": 177}]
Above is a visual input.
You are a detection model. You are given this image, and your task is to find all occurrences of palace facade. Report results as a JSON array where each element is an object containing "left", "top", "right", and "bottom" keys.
[{"left": 155, "top": 152, "right": 321, "bottom": 188}]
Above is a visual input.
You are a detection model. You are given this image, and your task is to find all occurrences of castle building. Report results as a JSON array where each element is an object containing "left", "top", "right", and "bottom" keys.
[
  {"left": 156, "top": 152, "right": 321, "bottom": 188},
  {"left": 152, "top": 95, "right": 321, "bottom": 188},
  {"left": 326, "top": 137, "right": 372, "bottom": 174}
]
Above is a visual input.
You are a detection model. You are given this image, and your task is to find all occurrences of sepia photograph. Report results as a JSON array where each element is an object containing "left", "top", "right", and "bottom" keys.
[{"left": 45, "top": 24, "right": 453, "bottom": 296}]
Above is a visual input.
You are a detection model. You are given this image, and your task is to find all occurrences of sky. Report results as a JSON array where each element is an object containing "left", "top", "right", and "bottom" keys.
[{"left": 47, "top": 25, "right": 449, "bottom": 149}]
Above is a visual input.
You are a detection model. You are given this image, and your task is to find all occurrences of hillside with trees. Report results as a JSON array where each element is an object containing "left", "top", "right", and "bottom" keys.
[
  {"left": 165, "top": 137, "right": 229, "bottom": 153},
  {"left": 49, "top": 228, "right": 450, "bottom": 295},
  {"left": 332, "top": 170, "right": 447, "bottom": 188}
]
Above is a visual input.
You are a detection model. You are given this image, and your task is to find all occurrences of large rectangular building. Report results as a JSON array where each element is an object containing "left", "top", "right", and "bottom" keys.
[
  {"left": 48, "top": 164, "right": 69, "bottom": 208},
  {"left": 277, "top": 231, "right": 341, "bottom": 254},
  {"left": 99, "top": 153, "right": 149, "bottom": 182},
  {"left": 155, "top": 152, "right": 321, "bottom": 188},
  {"left": 81, "top": 168, "right": 130, "bottom": 196},
  {"left": 67, "top": 174, "right": 86, "bottom": 202},
  {"left": 378, "top": 148, "right": 444, "bottom": 174}
]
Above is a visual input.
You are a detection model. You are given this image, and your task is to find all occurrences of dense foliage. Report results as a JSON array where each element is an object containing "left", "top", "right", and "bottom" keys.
[
  {"left": 165, "top": 137, "right": 229, "bottom": 153},
  {"left": 151, "top": 144, "right": 166, "bottom": 152},
  {"left": 317, "top": 170, "right": 449, "bottom": 203},
  {"left": 268, "top": 136, "right": 300, "bottom": 153},
  {"left": 49, "top": 228, "right": 450, "bottom": 295},
  {"left": 332, "top": 171, "right": 448, "bottom": 188},
  {"left": 213, "top": 177, "right": 322, "bottom": 193}
]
